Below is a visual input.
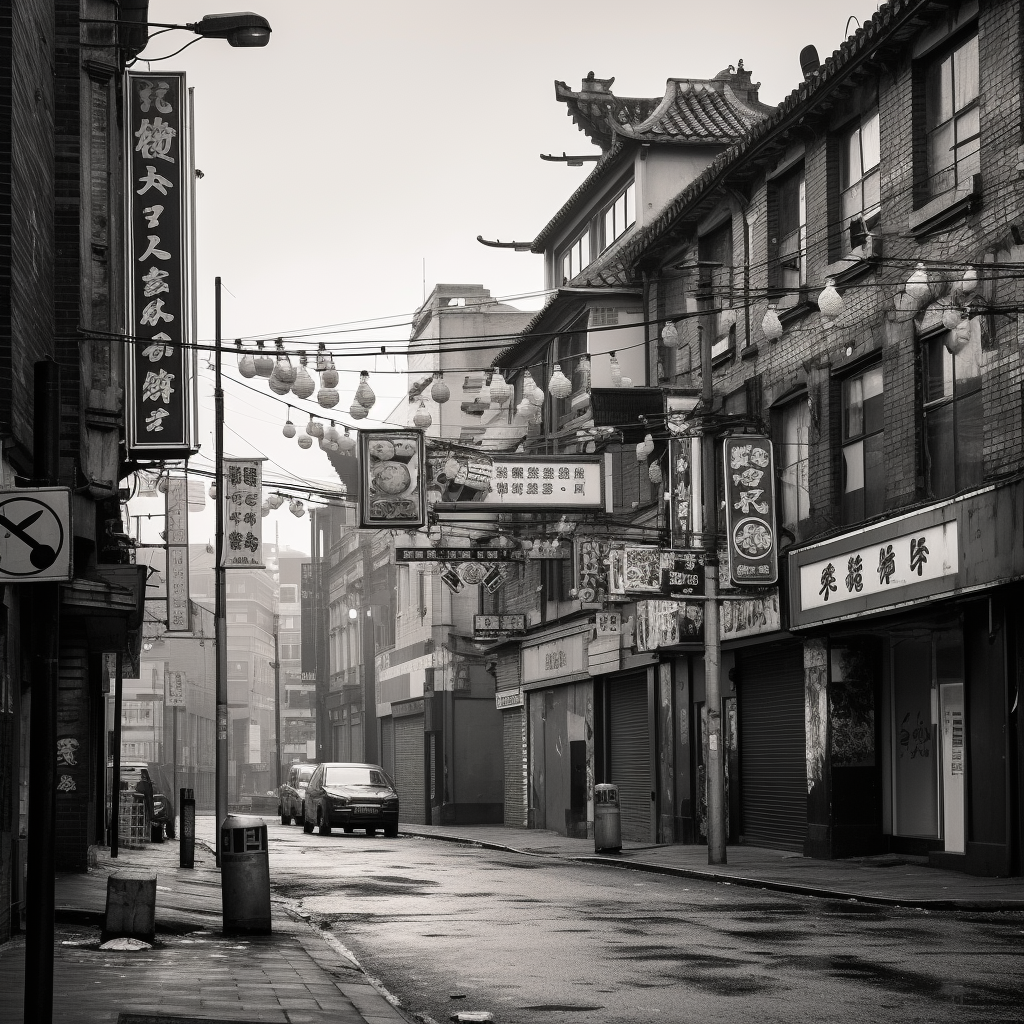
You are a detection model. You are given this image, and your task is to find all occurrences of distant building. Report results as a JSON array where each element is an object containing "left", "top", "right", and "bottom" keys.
[{"left": 277, "top": 546, "right": 315, "bottom": 775}]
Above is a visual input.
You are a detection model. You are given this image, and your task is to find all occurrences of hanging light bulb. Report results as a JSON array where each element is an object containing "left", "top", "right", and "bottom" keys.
[
  {"left": 268, "top": 362, "right": 290, "bottom": 395},
  {"left": 817, "top": 278, "right": 844, "bottom": 320},
  {"left": 209, "top": 482, "right": 218, "bottom": 498},
  {"left": 941, "top": 305, "right": 963, "bottom": 331},
  {"left": 762, "top": 305, "right": 784, "bottom": 341},
  {"left": 609, "top": 353, "right": 622, "bottom": 388},
  {"left": 236, "top": 342, "right": 256, "bottom": 379},
  {"left": 297, "top": 434, "right": 312, "bottom": 449},
  {"left": 489, "top": 371, "right": 512, "bottom": 407},
  {"left": 338, "top": 428, "right": 356, "bottom": 455},
  {"left": 905, "top": 262, "right": 931, "bottom": 302},
  {"left": 320, "top": 359, "right": 339, "bottom": 389},
  {"left": 282, "top": 411, "right": 296, "bottom": 438},
  {"left": 649, "top": 462, "right": 663, "bottom": 486},
  {"left": 636, "top": 441, "right": 648, "bottom": 463},
  {"left": 253, "top": 342, "right": 274, "bottom": 378},
  {"left": 577, "top": 355, "right": 591, "bottom": 391},
  {"left": 325, "top": 421, "right": 341, "bottom": 445},
  {"left": 431, "top": 373, "right": 450, "bottom": 404},
  {"left": 268, "top": 492, "right": 284, "bottom": 509},
  {"left": 355, "top": 370, "right": 376, "bottom": 410},
  {"left": 349, "top": 399, "right": 369, "bottom": 420},
  {"left": 289, "top": 499, "right": 305, "bottom": 518},
  {"left": 661, "top": 322, "right": 680, "bottom": 348},
  {"left": 548, "top": 364, "right": 572, "bottom": 399},
  {"left": 643, "top": 433, "right": 655, "bottom": 458},
  {"left": 413, "top": 401, "right": 432, "bottom": 429},
  {"left": 306, "top": 417, "right": 324, "bottom": 439},
  {"left": 274, "top": 341, "right": 296, "bottom": 385},
  {"left": 261, "top": 501, "right": 271, "bottom": 517},
  {"left": 529, "top": 384, "right": 546, "bottom": 408},
  {"left": 291, "top": 356, "right": 315, "bottom": 400}
]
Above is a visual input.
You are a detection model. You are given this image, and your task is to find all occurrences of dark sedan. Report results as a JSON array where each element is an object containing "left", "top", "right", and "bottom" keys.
[{"left": 302, "top": 762, "right": 399, "bottom": 837}]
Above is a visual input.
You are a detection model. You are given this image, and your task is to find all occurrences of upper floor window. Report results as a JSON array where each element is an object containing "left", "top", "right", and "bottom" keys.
[
  {"left": 698, "top": 220, "right": 734, "bottom": 346},
  {"left": 924, "top": 32, "right": 979, "bottom": 199},
  {"left": 279, "top": 584, "right": 297, "bottom": 603},
  {"left": 560, "top": 229, "right": 590, "bottom": 284},
  {"left": 770, "top": 167, "right": 805, "bottom": 301},
  {"left": 841, "top": 364, "right": 884, "bottom": 524},
  {"left": 922, "top": 326, "right": 983, "bottom": 499},
  {"left": 779, "top": 398, "right": 809, "bottom": 530},
  {"left": 840, "top": 109, "right": 880, "bottom": 254},
  {"left": 602, "top": 181, "right": 635, "bottom": 250}
]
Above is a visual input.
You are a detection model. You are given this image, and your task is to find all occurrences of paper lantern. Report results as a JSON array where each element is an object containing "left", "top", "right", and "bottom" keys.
[
  {"left": 905, "top": 262, "right": 931, "bottom": 303},
  {"left": 320, "top": 365, "right": 339, "bottom": 389},
  {"left": 289, "top": 499, "right": 305, "bottom": 518},
  {"left": 253, "top": 348, "right": 274, "bottom": 378},
  {"left": 282, "top": 418, "right": 296, "bottom": 438},
  {"left": 636, "top": 442, "right": 647, "bottom": 463},
  {"left": 291, "top": 359, "right": 315, "bottom": 399},
  {"left": 208, "top": 482, "right": 217, "bottom": 498},
  {"left": 643, "top": 433, "right": 655, "bottom": 458},
  {"left": 413, "top": 401, "right": 432, "bottom": 429},
  {"left": 762, "top": 305, "right": 784, "bottom": 340},
  {"left": 818, "top": 279, "right": 844, "bottom": 320},
  {"left": 237, "top": 350, "right": 256, "bottom": 378},
  {"left": 355, "top": 370, "right": 376, "bottom": 410},
  {"left": 297, "top": 435, "right": 312, "bottom": 449},
  {"left": 941, "top": 306, "right": 963, "bottom": 331},
  {"left": 156, "top": 475, "right": 169, "bottom": 494},
  {"left": 261, "top": 502, "right": 270, "bottom": 517},
  {"left": 431, "top": 375, "right": 450, "bottom": 404},
  {"left": 529, "top": 385, "right": 546, "bottom": 407},
  {"left": 661, "top": 322, "right": 680, "bottom": 348},
  {"left": 962, "top": 267, "right": 978, "bottom": 295},
  {"left": 489, "top": 372, "right": 512, "bottom": 406},
  {"left": 325, "top": 422, "right": 341, "bottom": 445},
  {"left": 609, "top": 355, "right": 622, "bottom": 387},
  {"left": 649, "top": 463, "right": 663, "bottom": 486},
  {"left": 275, "top": 353, "right": 296, "bottom": 385},
  {"left": 306, "top": 418, "right": 324, "bottom": 438},
  {"left": 268, "top": 492, "right": 284, "bottom": 509},
  {"left": 268, "top": 367, "right": 290, "bottom": 395},
  {"left": 338, "top": 429, "right": 356, "bottom": 455},
  {"left": 317, "top": 386, "right": 339, "bottom": 408},
  {"left": 349, "top": 400, "right": 369, "bottom": 420},
  {"left": 576, "top": 356, "right": 591, "bottom": 391},
  {"left": 548, "top": 364, "right": 572, "bottom": 399}
]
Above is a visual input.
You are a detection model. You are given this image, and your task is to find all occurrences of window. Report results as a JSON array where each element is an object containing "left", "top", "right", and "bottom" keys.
[
  {"left": 779, "top": 398, "right": 809, "bottom": 530},
  {"left": 560, "top": 229, "right": 590, "bottom": 284},
  {"left": 922, "top": 327, "right": 983, "bottom": 498},
  {"left": 279, "top": 585, "right": 297, "bottom": 603},
  {"left": 841, "top": 365, "right": 884, "bottom": 523},
  {"left": 840, "top": 109, "right": 880, "bottom": 254},
  {"left": 771, "top": 168, "right": 806, "bottom": 300},
  {"left": 698, "top": 221, "right": 734, "bottom": 345},
  {"left": 602, "top": 181, "right": 635, "bottom": 249},
  {"left": 924, "top": 32, "right": 979, "bottom": 199}
]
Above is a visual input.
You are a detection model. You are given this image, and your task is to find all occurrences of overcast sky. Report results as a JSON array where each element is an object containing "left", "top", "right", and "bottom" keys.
[{"left": 132, "top": 0, "right": 879, "bottom": 555}]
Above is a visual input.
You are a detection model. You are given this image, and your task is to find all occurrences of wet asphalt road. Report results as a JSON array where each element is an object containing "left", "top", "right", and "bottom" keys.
[{"left": 265, "top": 822, "right": 1024, "bottom": 1024}]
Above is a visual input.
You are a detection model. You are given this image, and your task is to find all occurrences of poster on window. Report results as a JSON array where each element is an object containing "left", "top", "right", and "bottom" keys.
[
  {"left": 722, "top": 435, "right": 778, "bottom": 586},
  {"left": 359, "top": 430, "right": 426, "bottom": 530},
  {"left": 220, "top": 458, "right": 265, "bottom": 568},
  {"left": 124, "top": 72, "right": 198, "bottom": 458}
]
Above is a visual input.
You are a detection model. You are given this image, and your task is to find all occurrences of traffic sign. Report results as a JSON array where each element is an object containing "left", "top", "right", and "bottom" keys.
[{"left": 0, "top": 488, "right": 72, "bottom": 582}]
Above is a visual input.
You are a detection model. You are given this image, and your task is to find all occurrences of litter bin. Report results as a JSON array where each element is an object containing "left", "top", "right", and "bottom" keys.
[
  {"left": 220, "top": 814, "right": 271, "bottom": 934},
  {"left": 179, "top": 788, "right": 195, "bottom": 869},
  {"left": 594, "top": 783, "right": 621, "bottom": 853}
]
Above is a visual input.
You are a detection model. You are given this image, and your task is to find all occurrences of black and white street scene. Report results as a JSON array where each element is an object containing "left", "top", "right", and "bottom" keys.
[{"left": 0, "top": 2, "right": 1023, "bottom": 1023}]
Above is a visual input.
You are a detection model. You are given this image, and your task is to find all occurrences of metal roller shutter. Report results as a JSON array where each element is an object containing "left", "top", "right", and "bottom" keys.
[
  {"left": 738, "top": 646, "right": 806, "bottom": 851},
  {"left": 394, "top": 715, "right": 425, "bottom": 824},
  {"left": 380, "top": 716, "right": 394, "bottom": 778},
  {"left": 502, "top": 708, "right": 526, "bottom": 827},
  {"left": 609, "top": 675, "right": 650, "bottom": 843}
]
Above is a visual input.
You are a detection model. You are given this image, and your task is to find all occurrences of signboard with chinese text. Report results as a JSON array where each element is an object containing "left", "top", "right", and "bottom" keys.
[
  {"left": 396, "top": 547, "right": 522, "bottom": 563},
  {"left": 220, "top": 459, "right": 265, "bottom": 568},
  {"left": 359, "top": 430, "right": 426, "bottom": 529},
  {"left": 669, "top": 437, "right": 701, "bottom": 547},
  {"left": 300, "top": 562, "right": 315, "bottom": 677},
  {"left": 521, "top": 628, "right": 589, "bottom": 684},
  {"left": 662, "top": 550, "right": 705, "bottom": 599},
  {"left": 575, "top": 537, "right": 610, "bottom": 606},
  {"left": 595, "top": 611, "right": 620, "bottom": 636},
  {"left": 622, "top": 546, "right": 663, "bottom": 594},
  {"left": 165, "top": 475, "right": 190, "bottom": 631},
  {"left": 125, "top": 73, "right": 197, "bottom": 458},
  {"left": 720, "top": 590, "right": 781, "bottom": 641},
  {"left": 435, "top": 456, "right": 606, "bottom": 511},
  {"left": 473, "top": 614, "right": 527, "bottom": 639},
  {"left": 635, "top": 600, "right": 704, "bottom": 651},
  {"left": 722, "top": 436, "right": 778, "bottom": 586},
  {"left": 165, "top": 670, "right": 186, "bottom": 707}
]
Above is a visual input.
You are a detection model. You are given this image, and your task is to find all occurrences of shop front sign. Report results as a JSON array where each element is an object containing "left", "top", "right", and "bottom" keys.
[
  {"left": 220, "top": 458, "right": 265, "bottom": 568},
  {"left": 521, "top": 629, "right": 589, "bottom": 684},
  {"left": 720, "top": 590, "right": 781, "bottom": 641},
  {"left": 396, "top": 547, "right": 522, "bottom": 563},
  {"left": 635, "top": 600, "right": 704, "bottom": 651},
  {"left": 495, "top": 688, "right": 524, "bottom": 710},
  {"left": 359, "top": 429, "right": 426, "bottom": 529},
  {"left": 474, "top": 614, "right": 526, "bottom": 639},
  {"left": 166, "top": 475, "right": 190, "bottom": 631},
  {"left": 722, "top": 435, "right": 778, "bottom": 586}
]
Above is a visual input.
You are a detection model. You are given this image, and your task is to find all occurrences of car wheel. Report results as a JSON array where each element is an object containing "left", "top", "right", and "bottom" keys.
[
  {"left": 318, "top": 809, "right": 332, "bottom": 836},
  {"left": 384, "top": 823, "right": 398, "bottom": 838},
  {"left": 302, "top": 805, "right": 314, "bottom": 834}
]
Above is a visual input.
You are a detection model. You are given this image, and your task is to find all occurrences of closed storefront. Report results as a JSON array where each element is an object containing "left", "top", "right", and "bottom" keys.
[
  {"left": 380, "top": 715, "right": 394, "bottom": 779},
  {"left": 498, "top": 690, "right": 526, "bottom": 827},
  {"left": 608, "top": 672, "right": 651, "bottom": 843},
  {"left": 393, "top": 703, "right": 425, "bottom": 824},
  {"left": 737, "top": 644, "right": 806, "bottom": 852}
]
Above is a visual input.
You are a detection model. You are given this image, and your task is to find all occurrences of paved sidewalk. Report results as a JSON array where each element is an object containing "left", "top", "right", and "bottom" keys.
[
  {"left": 0, "top": 825, "right": 408, "bottom": 1024},
  {"left": 399, "top": 822, "right": 1024, "bottom": 911}
]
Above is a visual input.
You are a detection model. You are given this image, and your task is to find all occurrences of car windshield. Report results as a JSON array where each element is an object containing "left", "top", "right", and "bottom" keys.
[
  {"left": 296, "top": 768, "right": 315, "bottom": 783},
  {"left": 324, "top": 766, "right": 389, "bottom": 787}
]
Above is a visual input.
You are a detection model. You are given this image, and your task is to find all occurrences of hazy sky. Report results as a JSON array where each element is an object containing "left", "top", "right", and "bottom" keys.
[{"left": 132, "top": 0, "right": 879, "bottom": 555}]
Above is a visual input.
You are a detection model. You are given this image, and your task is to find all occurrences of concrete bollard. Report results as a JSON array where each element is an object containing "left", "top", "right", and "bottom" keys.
[{"left": 104, "top": 869, "right": 157, "bottom": 943}]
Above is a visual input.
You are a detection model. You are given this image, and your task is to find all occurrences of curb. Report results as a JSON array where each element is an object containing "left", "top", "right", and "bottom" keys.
[{"left": 401, "top": 831, "right": 1024, "bottom": 913}]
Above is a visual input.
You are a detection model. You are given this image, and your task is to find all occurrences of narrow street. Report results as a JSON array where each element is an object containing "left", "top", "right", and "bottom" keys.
[{"left": 265, "top": 823, "right": 1024, "bottom": 1024}]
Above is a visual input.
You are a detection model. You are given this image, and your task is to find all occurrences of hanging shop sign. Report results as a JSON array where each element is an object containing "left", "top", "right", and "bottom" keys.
[
  {"left": 473, "top": 614, "right": 527, "bottom": 639},
  {"left": 220, "top": 458, "right": 265, "bottom": 568},
  {"left": 124, "top": 72, "right": 198, "bottom": 459},
  {"left": 165, "top": 670, "right": 186, "bottom": 707},
  {"left": 621, "top": 546, "right": 664, "bottom": 594},
  {"left": 396, "top": 547, "right": 522, "bottom": 563},
  {"left": 359, "top": 430, "right": 426, "bottom": 530},
  {"left": 434, "top": 455, "right": 608, "bottom": 511},
  {"left": 439, "top": 563, "right": 463, "bottom": 594},
  {"left": 165, "top": 475, "right": 190, "bottom": 631},
  {"left": 575, "top": 537, "right": 610, "bottom": 606},
  {"left": 0, "top": 487, "right": 72, "bottom": 583},
  {"left": 722, "top": 435, "right": 778, "bottom": 586},
  {"left": 521, "top": 628, "right": 589, "bottom": 684},
  {"left": 635, "top": 600, "right": 704, "bottom": 651},
  {"left": 662, "top": 550, "right": 705, "bottom": 599},
  {"left": 495, "top": 688, "right": 524, "bottom": 710},
  {"left": 669, "top": 437, "right": 702, "bottom": 548},
  {"left": 483, "top": 566, "right": 507, "bottom": 593},
  {"left": 720, "top": 589, "right": 781, "bottom": 641},
  {"left": 595, "top": 611, "right": 620, "bottom": 636}
]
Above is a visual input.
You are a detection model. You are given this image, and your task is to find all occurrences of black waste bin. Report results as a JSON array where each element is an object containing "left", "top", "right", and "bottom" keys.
[
  {"left": 220, "top": 813, "right": 271, "bottom": 934},
  {"left": 179, "top": 788, "right": 195, "bottom": 868}
]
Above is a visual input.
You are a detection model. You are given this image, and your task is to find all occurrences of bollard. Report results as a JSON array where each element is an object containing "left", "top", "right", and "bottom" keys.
[
  {"left": 594, "top": 783, "right": 621, "bottom": 853},
  {"left": 104, "top": 870, "right": 157, "bottom": 943},
  {"left": 220, "top": 814, "right": 271, "bottom": 934},
  {"left": 179, "top": 788, "right": 195, "bottom": 868}
]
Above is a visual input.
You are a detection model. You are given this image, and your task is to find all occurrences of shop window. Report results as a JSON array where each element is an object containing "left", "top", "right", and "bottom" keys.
[
  {"left": 922, "top": 327, "right": 983, "bottom": 498},
  {"left": 922, "top": 31, "right": 979, "bottom": 200},
  {"left": 841, "top": 364, "right": 884, "bottom": 523},
  {"left": 839, "top": 108, "right": 880, "bottom": 255},
  {"left": 602, "top": 180, "right": 635, "bottom": 250},
  {"left": 560, "top": 229, "right": 591, "bottom": 284},
  {"left": 778, "top": 397, "right": 809, "bottom": 530},
  {"left": 769, "top": 167, "right": 805, "bottom": 303}
]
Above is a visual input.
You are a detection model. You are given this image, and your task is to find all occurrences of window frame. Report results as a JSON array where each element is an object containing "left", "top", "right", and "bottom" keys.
[
  {"left": 769, "top": 166, "right": 806, "bottom": 303},
  {"left": 839, "top": 362, "right": 884, "bottom": 525},
  {"left": 601, "top": 180, "right": 636, "bottom": 251},
  {"left": 777, "top": 395, "right": 810, "bottom": 532},
  {"left": 560, "top": 228, "right": 591, "bottom": 284},
  {"left": 838, "top": 107, "right": 881, "bottom": 257}
]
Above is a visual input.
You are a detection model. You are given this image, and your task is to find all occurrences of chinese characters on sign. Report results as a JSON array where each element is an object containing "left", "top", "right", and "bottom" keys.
[
  {"left": 575, "top": 537, "right": 611, "bottom": 605},
  {"left": 125, "top": 73, "right": 196, "bottom": 457},
  {"left": 166, "top": 670, "right": 186, "bottom": 707},
  {"left": 635, "top": 600, "right": 704, "bottom": 651},
  {"left": 473, "top": 614, "right": 527, "bottom": 638},
  {"left": 437, "top": 457, "right": 606, "bottom": 510},
  {"left": 662, "top": 551, "right": 706, "bottom": 599},
  {"left": 359, "top": 430, "right": 426, "bottom": 529},
  {"left": 798, "top": 520, "right": 958, "bottom": 614},
  {"left": 220, "top": 459, "right": 265, "bottom": 568},
  {"left": 395, "top": 547, "right": 522, "bottom": 563},
  {"left": 165, "top": 475, "right": 190, "bottom": 631},
  {"left": 722, "top": 436, "right": 778, "bottom": 586}
]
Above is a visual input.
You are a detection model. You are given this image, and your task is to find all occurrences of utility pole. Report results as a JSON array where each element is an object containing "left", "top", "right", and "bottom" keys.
[
  {"left": 273, "top": 612, "right": 281, "bottom": 791},
  {"left": 699, "top": 324, "right": 727, "bottom": 865},
  {"left": 214, "top": 277, "right": 228, "bottom": 866}
]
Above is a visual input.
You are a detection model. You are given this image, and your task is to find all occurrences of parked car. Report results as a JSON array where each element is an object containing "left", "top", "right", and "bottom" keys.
[
  {"left": 105, "top": 758, "right": 175, "bottom": 842},
  {"left": 278, "top": 762, "right": 317, "bottom": 825},
  {"left": 302, "top": 762, "right": 399, "bottom": 837}
]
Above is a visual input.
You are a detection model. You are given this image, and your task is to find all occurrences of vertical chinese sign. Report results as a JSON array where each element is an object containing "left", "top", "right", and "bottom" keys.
[
  {"left": 722, "top": 435, "right": 778, "bottom": 586},
  {"left": 125, "top": 73, "right": 198, "bottom": 458},
  {"left": 358, "top": 430, "right": 426, "bottom": 530},
  {"left": 165, "top": 474, "right": 191, "bottom": 631},
  {"left": 221, "top": 459, "right": 265, "bottom": 568}
]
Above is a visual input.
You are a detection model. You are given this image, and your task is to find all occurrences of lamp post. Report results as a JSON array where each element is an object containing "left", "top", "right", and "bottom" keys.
[{"left": 215, "top": 276, "right": 228, "bottom": 865}]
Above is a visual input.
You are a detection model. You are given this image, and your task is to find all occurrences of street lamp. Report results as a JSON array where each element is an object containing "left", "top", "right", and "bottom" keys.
[{"left": 82, "top": 10, "right": 271, "bottom": 57}]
